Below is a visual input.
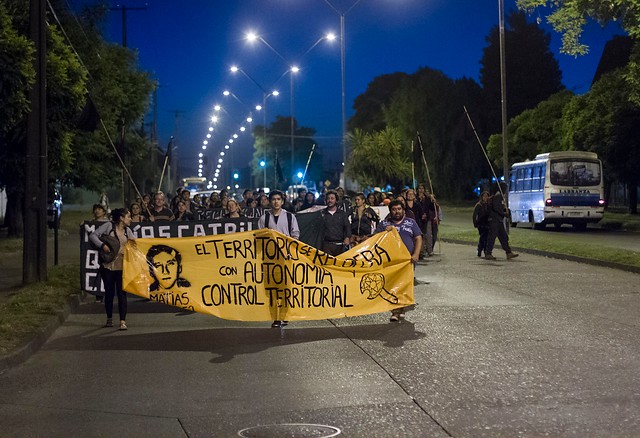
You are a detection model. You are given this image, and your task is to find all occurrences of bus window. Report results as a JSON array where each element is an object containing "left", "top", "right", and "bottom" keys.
[
  {"left": 550, "top": 160, "right": 600, "bottom": 186},
  {"left": 509, "top": 171, "right": 516, "bottom": 192},
  {"left": 515, "top": 168, "right": 524, "bottom": 192},
  {"left": 523, "top": 166, "right": 532, "bottom": 191},
  {"left": 531, "top": 165, "right": 542, "bottom": 190}
]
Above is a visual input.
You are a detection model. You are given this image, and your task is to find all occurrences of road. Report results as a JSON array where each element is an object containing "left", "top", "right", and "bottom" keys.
[{"left": 1, "top": 243, "right": 639, "bottom": 437}]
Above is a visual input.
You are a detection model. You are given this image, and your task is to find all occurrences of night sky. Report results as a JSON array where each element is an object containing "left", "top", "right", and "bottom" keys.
[{"left": 88, "top": 0, "right": 625, "bottom": 185}]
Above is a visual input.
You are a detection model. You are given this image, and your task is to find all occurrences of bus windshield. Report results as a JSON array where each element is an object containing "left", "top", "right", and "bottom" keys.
[{"left": 550, "top": 160, "right": 601, "bottom": 187}]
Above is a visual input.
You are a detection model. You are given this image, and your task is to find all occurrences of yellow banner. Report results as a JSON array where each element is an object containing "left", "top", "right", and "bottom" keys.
[{"left": 123, "top": 228, "right": 414, "bottom": 321}]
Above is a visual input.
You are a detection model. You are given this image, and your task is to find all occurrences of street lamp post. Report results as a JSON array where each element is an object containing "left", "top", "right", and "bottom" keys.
[
  {"left": 498, "top": 0, "right": 509, "bottom": 212},
  {"left": 322, "top": 0, "right": 364, "bottom": 189},
  {"left": 243, "top": 32, "right": 335, "bottom": 187},
  {"left": 261, "top": 89, "right": 279, "bottom": 188},
  {"left": 289, "top": 66, "right": 299, "bottom": 183}
]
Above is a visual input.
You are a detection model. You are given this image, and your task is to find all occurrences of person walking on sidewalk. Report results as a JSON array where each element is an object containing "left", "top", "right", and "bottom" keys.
[
  {"left": 257, "top": 190, "right": 300, "bottom": 328},
  {"left": 375, "top": 200, "right": 422, "bottom": 322},
  {"left": 89, "top": 208, "right": 136, "bottom": 330},
  {"left": 485, "top": 183, "right": 518, "bottom": 261},
  {"left": 472, "top": 191, "right": 491, "bottom": 257}
]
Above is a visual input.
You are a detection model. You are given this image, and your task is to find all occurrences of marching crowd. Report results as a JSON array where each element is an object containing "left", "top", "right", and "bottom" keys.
[
  {"left": 89, "top": 182, "right": 521, "bottom": 330},
  {"left": 88, "top": 183, "right": 444, "bottom": 329}
]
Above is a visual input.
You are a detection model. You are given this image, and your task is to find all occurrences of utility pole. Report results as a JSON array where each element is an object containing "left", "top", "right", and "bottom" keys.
[
  {"left": 110, "top": 4, "right": 146, "bottom": 204},
  {"left": 24, "top": 0, "right": 47, "bottom": 284}
]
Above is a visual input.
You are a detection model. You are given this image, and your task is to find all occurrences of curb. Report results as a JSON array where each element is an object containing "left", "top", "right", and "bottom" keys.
[
  {"left": 0, "top": 292, "right": 85, "bottom": 374},
  {"left": 442, "top": 238, "right": 640, "bottom": 275}
]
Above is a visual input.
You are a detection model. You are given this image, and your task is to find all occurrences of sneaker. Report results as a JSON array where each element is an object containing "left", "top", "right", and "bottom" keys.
[
  {"left": 484, "top": 254, "right": 497, "bottom": 260},
  {"left": 104, "top": 318, "right": 113, "bottom": 328},
  {"left": 398, "top": 313, "right": 406, "bottom": 319},
  {"left": 271, "top": 321, "right": 283, "bottom": 328},
  {"left": 507, "top": 252, "right": 519, "bottom": 259},
  {"left": 477, "top": 252, "right": 482, "bottom": 257},
  {"left": 282, "top": 321, "right": 289, "bottom": 326},
  {"left": 118, "top": 321, "right": 127, "bottom": 331},
  {"left": 390, "top": 315, "right": 399, "bottom": 322}
]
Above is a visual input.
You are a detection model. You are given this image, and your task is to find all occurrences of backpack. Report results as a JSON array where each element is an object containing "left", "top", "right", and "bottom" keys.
[
  {"left": 91, "top": 222, "right": 124, "bottom": 264},
  {"left": 265, "top": 211, "right": 293, "bottom": 236}
]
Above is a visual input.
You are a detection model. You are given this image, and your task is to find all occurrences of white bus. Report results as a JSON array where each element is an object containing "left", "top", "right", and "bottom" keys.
[{"left": 509, "top": 151, "right": 605, "bottom": 230}]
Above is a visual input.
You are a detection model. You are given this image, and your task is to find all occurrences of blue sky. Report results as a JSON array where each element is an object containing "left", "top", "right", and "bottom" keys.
[{"left": 92, "top": 0, "right": 625, "bottom": 183}]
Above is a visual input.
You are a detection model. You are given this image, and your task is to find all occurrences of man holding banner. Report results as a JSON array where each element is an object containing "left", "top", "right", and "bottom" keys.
[
  {"left": 376, "top": 200, "right": 422, "bottom": 322},
  {"left": 257, "top": 190, "right": 300, "bottom": 328}
]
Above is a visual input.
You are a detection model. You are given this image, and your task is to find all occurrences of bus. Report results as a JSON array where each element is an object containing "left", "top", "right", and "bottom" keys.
[
  {"left": 509, "top": 151, "right": 605, "bottom": 230},
  {"left": 181, "top": 177, "right": 207, "bottom": 192}
]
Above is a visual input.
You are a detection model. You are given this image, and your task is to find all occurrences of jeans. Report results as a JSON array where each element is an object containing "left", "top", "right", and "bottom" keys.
[{"left": 100, "top": 267, "right": 127, "bottom": 320}]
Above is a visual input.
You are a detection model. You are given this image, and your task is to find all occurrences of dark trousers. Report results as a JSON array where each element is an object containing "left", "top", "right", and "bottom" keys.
[
  {"left": 477, "top": 226, "right": 489, "bottom": 255},
  {"left": 100, "top": 267, "right": 127, "bottom": 320},
  {"left": 486, "top": 219, "right": 511, "bottom": 255}
]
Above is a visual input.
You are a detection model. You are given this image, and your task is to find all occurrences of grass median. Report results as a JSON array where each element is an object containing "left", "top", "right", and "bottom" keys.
[
  {"left": 0, "top": 211, "right": 86, "bottom": 356},
  {"left": 441, "top": 207, "right": 640, "bottom": 269}
]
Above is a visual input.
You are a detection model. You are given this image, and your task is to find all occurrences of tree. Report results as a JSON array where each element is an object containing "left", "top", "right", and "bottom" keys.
[
  {"left": 562, "top": 70, "right": 640, "bottom": 212},
  {"left": 0, "top": 1, "right": 87, "bottom": 236},
  {"left": 345, "top": 127, "right": 412, "bottom": 188},
  {"left": 517, "top": 1, "right": 640, "bottom": 106},
  {"left": 0, "top": 2, "right": 35, "bottom": 136},
  {"left": 487, "top": 90, "right": 574, "bottom": 167},
  {"left": 0, "top": 0, "right": 154, "bottom": 235},
  {"left": 480, "top": 10, "right": 564, "bottom": 136},
  {"left": 348, "top": 72, "right": 409, "bottom": 133},
  {"left": 251, "top": 116, "right": 319, "bottom": 189},
  {"left": 384, "top": 68, "right": 487, "bottom": 199},
  {"left": 517, "top": 0, "right": 640, "bottom": 56}
]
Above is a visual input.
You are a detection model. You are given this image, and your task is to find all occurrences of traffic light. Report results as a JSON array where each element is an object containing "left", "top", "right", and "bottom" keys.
[{"left": 233, "top": 171, "right": 239, "bottom": 180}]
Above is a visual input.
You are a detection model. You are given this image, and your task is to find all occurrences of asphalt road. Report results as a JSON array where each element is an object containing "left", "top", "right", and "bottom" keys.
[{"left": 1, "top": 243, "right": 639, "bottom": 437}]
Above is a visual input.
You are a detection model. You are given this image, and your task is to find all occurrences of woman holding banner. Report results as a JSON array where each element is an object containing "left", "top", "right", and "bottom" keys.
[{"left": 89, "top": 208, "right": 136, "bottom": 331}]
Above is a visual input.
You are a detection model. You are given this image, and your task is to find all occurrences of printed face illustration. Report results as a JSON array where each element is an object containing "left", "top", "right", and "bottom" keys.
[{"left": 151, "top": 250, "right": 180, "bottom": 290}]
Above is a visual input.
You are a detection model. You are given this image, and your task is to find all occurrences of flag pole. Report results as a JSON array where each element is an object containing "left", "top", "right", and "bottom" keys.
[
  {"left": 157, "top": 137, "right": 173, "bottom": 193},
  {"left": 300, "top": 144, "right": 316, "bottom": 184}
]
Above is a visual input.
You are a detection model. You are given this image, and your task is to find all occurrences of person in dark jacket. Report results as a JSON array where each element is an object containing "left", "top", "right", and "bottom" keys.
[
  {"left": 472, "top": 191, "right": 490, "bottom": 257},
  {"left": 485, "top": 183, "right": 519, "bottom": 260},
  {"left": 321, "top": 190, "right": 351, "bottom": 256}
]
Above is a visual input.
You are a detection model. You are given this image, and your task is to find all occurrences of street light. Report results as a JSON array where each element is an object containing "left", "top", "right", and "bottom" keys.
[
  {"left": 289, "top": 66, "right": 299, "bottom": 179},
  {"left": 260, "top": 89, "right": 279, "bottom": 189},
  {"left": 243, "top": 32, "right": 335, "bottom": 185},
  {"left": 260, "top": 159, "right": 266, "bottom": 188},
  {"left": 323, "top": 0, "right": 364, "bottom": 188}
]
